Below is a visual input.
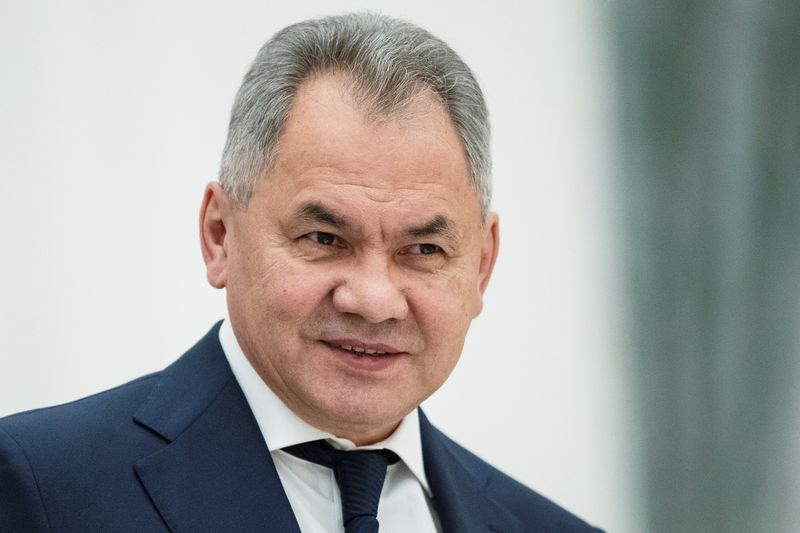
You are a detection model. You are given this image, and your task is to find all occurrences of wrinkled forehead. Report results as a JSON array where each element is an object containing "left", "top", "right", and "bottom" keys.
[
  {"left": 272, "top": 73, "right": 473, "bottom": 194},
  {"left": 239, "top": 74, "right": 484, "bottom": 235}
]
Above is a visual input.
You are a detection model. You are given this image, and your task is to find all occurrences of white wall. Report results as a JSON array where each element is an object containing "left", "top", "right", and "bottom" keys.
[{"left": 0, "top": 1, "right": 640, "bottom": 531}]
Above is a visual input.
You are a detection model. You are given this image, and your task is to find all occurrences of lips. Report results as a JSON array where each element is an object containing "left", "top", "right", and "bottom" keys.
[
  {"left": 319, "top": 339, "right": 404, "bottom": 373},
  {"left": 322, "top": 339, "right": 404, "bottom": 356},
  {"left": 338, "top": 345, "right": 389, "bottom": 356}
]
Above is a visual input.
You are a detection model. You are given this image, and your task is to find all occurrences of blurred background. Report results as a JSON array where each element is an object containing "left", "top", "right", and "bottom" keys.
[{"left": 1, "top": 1, "right": 797, "bottom": 531}]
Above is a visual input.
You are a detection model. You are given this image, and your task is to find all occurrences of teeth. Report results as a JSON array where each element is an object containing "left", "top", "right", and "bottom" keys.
[{"left": 337, "top": 344, "right": 389, "bottom": 356}]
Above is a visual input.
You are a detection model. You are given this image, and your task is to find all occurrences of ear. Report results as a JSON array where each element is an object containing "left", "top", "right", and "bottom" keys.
[
  {"left": 477, "top": 212, "right": 499, "bottom": 296},
  {"left": 199, "top": 182, "right": 231, "bottom": 289}
]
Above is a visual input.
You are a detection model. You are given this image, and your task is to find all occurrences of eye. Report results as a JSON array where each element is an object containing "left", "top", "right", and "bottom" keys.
[
  {"left": 403, "top": 243, "right": 443, "bottom": 255},
  {"left": 304, "top": 231, "right": 342, "bottom": 247}
]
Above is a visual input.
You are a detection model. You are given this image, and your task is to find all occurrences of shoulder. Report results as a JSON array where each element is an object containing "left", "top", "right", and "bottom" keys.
[
  {"left": 0, "top": 372, "right": 160, "bottom": 448},
  {"left": 0, "top": 373, "right": 166, "bottom": 532},
  {"left": 0, "top": 372, "right": 166, "bottom": 482},
  {"left": 431, "top": 425, "right": 604, "bottom": 532},
  {"left": 0, "top": 323, "right": 230, "bottom": 531},
  {"left": 0, "top": 322, "right": 226, "bottom": 448}
]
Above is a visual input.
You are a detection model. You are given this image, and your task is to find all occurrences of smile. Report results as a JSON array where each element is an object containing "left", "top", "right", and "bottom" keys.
[
  {"left": 322, "top": 339, "right": 403, "bottom": 358},
  {"left": 337, "top": 345, "right": 389, "bottom": 356},
  {"left": 321, "top": 340, "right": 403, "bottom": 372}
]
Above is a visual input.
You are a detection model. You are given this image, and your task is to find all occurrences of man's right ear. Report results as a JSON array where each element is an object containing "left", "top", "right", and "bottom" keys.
[{"left": 199, "top": 181, "right": 230, "bottom": 289}]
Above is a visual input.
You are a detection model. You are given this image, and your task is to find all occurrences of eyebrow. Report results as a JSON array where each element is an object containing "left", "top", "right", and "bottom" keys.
[
  {"left": 404, "top": 215, "right": 458, "bottom": 243},
  {"left": 293, "top": 201, "right": 458, "bottom": 244},
  {"left": 294, "top": 202, "right": 352, "bottom": 230}
]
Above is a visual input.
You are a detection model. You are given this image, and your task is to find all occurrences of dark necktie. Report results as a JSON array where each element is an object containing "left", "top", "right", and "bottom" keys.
[{"left": 283, "top": 440, "right": 400, "bottom": 533}]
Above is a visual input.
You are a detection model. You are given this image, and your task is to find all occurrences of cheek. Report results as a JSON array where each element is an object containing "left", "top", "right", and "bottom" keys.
[
  {"left": 264, "top": 262, "right": 338, "bottom": 323},
  {"left": 411, "top": 274, "right": 476, "bottom": 355},
  {"left": 428, "top": 262, "right": 484, "bottom": 320},
  {"left": 230, "top": 250, "right": 333, "bottom": 323},
  {"left": 456, "top": 258, "right": 486, "bottom": 318}
]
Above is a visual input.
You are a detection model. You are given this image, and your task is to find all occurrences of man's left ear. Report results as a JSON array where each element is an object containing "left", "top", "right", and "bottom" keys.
[{"left": 477, "top": 212, "right": 500, "bottom": 296}]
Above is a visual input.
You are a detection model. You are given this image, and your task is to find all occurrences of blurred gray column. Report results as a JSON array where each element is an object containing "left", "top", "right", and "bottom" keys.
[{"left": 613, "top": 2, "right": 800, "bottom": 532}]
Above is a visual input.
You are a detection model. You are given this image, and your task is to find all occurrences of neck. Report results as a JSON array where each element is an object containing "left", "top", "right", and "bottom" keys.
[{"left": 330, "top": 422, "right": 401, "bottom": 447}]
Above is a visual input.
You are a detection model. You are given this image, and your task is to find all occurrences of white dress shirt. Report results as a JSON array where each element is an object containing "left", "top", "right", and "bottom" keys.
[{"left": 219, "top": 319, "right": 440, "bottom": 533}]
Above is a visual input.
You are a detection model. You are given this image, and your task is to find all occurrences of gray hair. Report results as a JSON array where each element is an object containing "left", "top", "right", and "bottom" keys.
[{"left": 218, "top": 12, "right": 491, "bottom": 218}]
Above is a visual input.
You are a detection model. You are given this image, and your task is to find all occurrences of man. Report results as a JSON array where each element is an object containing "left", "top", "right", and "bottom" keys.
[{"left": 0, "top": 13, "right": 602, "bottom": 532}]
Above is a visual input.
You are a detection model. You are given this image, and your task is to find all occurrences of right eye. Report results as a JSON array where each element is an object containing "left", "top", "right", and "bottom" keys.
[{"left": 302, "top": 231, "right": 345, "bottom": 248}]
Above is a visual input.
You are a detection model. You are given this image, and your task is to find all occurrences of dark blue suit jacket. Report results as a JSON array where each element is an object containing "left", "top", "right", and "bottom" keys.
[{"left": 0, "top": 323, "right": 602, "bottom": 532}]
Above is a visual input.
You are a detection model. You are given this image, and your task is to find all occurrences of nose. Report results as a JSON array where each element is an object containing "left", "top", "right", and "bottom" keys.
[{"left": 331, "top": 256, "right": 409, "bottom": 323}]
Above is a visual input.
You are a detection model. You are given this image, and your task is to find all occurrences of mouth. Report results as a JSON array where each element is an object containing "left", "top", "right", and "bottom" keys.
[
  {"left": 335, "top": 344, "right": 391, "bottom": 356},
  {"left": 322, "top": 339, "right": 403, "bottom": 357},
  {"left": 321, "top": 339, "right": 404, "bottom": 360}
]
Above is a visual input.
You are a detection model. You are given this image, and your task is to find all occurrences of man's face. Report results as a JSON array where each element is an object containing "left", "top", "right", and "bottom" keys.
[{"left": 204, "top": 74, "right": 498, "bottom": 444}]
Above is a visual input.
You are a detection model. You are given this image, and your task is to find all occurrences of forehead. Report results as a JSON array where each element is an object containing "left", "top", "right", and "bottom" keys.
[{"left": 266, "top": 74, "right": 478, "bottom": 213}]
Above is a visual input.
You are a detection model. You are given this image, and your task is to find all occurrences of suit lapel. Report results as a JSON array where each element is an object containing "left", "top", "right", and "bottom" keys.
[
  {"left": 132, "top": 324, "right": 300, "bottom": 533},
  {"left": 419, "top": 410, "right": 525, "bottom": 533}
]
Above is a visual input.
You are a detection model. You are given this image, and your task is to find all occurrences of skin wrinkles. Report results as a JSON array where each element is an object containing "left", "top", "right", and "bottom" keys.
[
  {"left": 285, "top": 181, "right": 471, "bottom": 257},
  {"left": 200, "top": 73, "right": 499, "bottom": 445},
  {"left": 278, "top": 169, "right": 458, "bottom": 207},
  {"left": 292, "top": 201, "right": 462, "bottom": 257}
]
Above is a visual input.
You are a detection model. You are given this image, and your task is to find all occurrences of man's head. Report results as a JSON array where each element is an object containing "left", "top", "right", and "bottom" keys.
[
  {"left": 200, "top": 13, "right": 499, "bottom": 445},
  {"left": 218, "top": 12, "right": 492, "bottom": 219}
]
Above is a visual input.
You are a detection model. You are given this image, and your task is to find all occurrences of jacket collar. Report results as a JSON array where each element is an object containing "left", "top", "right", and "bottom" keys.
[
  {"left": 132, "top": 322, "right": 301, "bottom": 532},
  {"left": 420, "top": 410, "right": 525, "bottom": 533}
]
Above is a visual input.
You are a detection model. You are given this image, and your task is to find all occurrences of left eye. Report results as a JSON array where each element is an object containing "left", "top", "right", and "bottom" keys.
[
  {"left": 407, "top": 244, "right": 443, "bottom": 255},
  {"left": 305, "top": 232, "right": 340, "bottom": 246}
]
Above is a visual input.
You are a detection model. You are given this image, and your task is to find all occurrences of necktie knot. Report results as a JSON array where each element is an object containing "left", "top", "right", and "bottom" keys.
[{"left": 283, "top": 440, "right": 399, "bottom": 533}]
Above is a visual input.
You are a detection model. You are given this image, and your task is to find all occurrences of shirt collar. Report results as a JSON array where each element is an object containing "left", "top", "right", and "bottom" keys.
[{"left": 219, "top": 317, "right": 432, "bottom": 496}]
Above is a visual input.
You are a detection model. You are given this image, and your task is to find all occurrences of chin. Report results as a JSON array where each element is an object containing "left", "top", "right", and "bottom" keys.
[{"left": 310, "top": 390, "right": 417, "bottom": 438}]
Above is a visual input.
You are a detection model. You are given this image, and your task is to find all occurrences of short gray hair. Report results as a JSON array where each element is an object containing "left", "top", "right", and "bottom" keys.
[{"left": 218, "top": 12, "right": 491, "bottom": 217}]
